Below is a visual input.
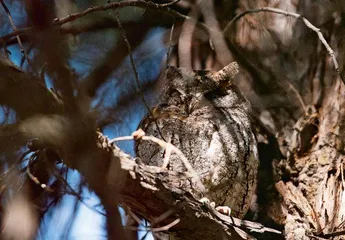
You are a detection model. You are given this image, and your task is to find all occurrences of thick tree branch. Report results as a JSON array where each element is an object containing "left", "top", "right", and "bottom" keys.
[{"left": 112, "top": 139, "right": 282, "bottom": 240}]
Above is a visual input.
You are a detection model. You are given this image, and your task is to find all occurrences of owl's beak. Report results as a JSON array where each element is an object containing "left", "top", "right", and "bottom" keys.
[{"left": 210, "top": 61, "right": 239, "bottom": 83}]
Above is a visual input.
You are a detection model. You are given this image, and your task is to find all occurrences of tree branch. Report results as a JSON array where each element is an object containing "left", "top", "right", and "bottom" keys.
[
  {"left": 0, "top": 0, "right": 34, "bottom": 72},
  {"left": 0, "top": 57, "right": 62, "bottom": 119},
  {"left": 112, "top": 138, "right": 282, "bottom": 239},
  {"left": 223, "top": 7, "right": 345, "bottom": 85},
  {"left": 52, "top": 0, "right": 186, "bottom": 26}
]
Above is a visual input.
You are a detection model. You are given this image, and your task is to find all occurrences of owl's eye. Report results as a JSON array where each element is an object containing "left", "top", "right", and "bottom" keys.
[{"left": 204, "top": 88, "right": 228, "bottom": 100}]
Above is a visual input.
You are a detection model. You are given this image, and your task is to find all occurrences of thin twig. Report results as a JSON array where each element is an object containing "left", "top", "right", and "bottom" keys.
[
  {"left": 114, "top": 11, "right": 166, "bottom": 140},
  {"left": 166, "top": 23, "right": 175, "bottom": 67},
  {"left": 306, "top": 235, "right": 327, "bottom": 240},
  {"left": 0, "top": 0, "right": 35, "bottom": 74},
  {"left": 160, "top": 0, "right": 181, "bottom": 7},
  {"left": 26, "top": 155, "right": 53, "bottom": 192},
  {"left": 43, "top": 155, "right": 107, "bottom": 217},
  {"left": 140, "top": 232, "right": 149, "bottom": 240},
  {"left": 61, "top": 184, "right": 82, "bottom": 239},
  {"left": 223, "top": 7, "right": 345, "bottom": 84},
  {"left": 285, "top": 79, "right": 307, "bottom": 113},
  {"left": 322, "top": 229, "right": 345, "bottom": 238},
  {"left": 126, "top": 207, "right": 141, "bottom": 225},
  {"left": 110, "top": 136, "right": 134, "bottom": 142},
  {"left": 125, "top": 218, "right": 180, "bottom": 232},
  {"left": 110, "top": 130, "right": 206, "bottom": 192},
  {"left": 341, "top": 161, "right": 345, "bottom": 190},
  {"left": 0, "top": 150, "right": 30, "bottom": 182},
  {"left": 151, "top": 209, "right": 175, "bottom": 226},
  {"left": 114, "top": 13, "right": 152, "bottom": 118}
]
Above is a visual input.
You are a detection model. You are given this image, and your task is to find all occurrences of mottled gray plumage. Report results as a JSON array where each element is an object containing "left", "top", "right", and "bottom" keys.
[{"left": 135, "top": 62, "right": 258, "bottom": 218}]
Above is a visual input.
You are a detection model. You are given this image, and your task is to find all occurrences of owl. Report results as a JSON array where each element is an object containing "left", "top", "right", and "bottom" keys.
[{"left": 135, "top": 62, "right": 258, "bottom": 218}]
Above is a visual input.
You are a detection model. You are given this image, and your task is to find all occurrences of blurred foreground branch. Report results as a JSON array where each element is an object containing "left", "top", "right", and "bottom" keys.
[{"left": 0, "top": 57, "right": 62, "bottom": 119}]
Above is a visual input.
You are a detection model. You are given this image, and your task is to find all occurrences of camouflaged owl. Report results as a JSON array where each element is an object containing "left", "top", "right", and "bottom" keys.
[{"left": 135, "top": 62, "right": 258, "bottom": 218}]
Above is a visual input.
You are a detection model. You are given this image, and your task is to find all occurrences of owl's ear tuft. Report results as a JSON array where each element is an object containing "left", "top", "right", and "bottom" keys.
[{"left": 211, "top": 62, "right": 239, "bottom": 82}]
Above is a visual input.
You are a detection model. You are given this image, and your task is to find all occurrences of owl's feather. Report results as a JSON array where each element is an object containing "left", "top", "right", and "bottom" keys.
[{"left": 135, "top": 62, "right": 258, "bottom": 218}]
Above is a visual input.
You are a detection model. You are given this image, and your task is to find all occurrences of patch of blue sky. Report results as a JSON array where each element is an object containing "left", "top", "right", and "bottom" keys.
[
  {"left": 0, "top": 106, "right": 16, "bottom": 124},
  {"left": 68, "top": 187, "right": 107, "bottom": 239},
  {"left": 6, "top": 45, "right": 22, "bottom": 66},
  {"left": 91, "top": 27, "right": 167, "bottom": 154},
  {"left": 68, "top": 29, "right": 120, "bottom": 78},
  {"left": 90, "top": 27, "right": 167, "bottom": 110},
  {"left": 37, "top": 169, "right": 79, "bottom": 239}
]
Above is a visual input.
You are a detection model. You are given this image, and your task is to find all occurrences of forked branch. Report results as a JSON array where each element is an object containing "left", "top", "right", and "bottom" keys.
[{"left": 223, "top": 7, "right": 345, "bottom": 84}]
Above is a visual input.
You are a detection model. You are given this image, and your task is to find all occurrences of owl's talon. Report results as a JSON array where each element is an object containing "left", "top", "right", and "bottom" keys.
[{"left": 215, "top": 206, "right": 231, "bottom": 216}]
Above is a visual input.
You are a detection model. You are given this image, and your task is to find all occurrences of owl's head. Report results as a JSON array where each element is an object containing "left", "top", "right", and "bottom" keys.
[{"left": 161, "top": 62, "right": 239, "bottom": 105}]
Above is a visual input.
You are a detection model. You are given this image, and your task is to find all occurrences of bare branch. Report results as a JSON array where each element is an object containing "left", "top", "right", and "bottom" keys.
[
  {"left": 53, "top": 0, "right": 184, "bottom": 26},
  {"left": 160, "top": 0, "right": 181, "bottom": 7},
  {"left": 223, "top": 7, "right": 345, "bottom": 84},
  {"left": 166, "top": 23, "right": 175, "bottom": 67},
  {"left": 0, "top": 27, "right": 31, "bottom": 44},
  {"left": 198, "top": 0, "right": 232, "bottom": 67},
  {"left": 125, "top": 218, "right": 180, "bottom": 232},
  {"left": 114, "top": 13, "right": 152, "bottom": 120},
  {"left": 178, "top": 7, "right": 198, "bottom": 70},
  {"left": 0, "top": 0, "right": 34, "bottom": 73},
  {"left": 26, "top": 154, "right": 53, "bottom": 192}
]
